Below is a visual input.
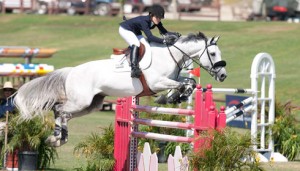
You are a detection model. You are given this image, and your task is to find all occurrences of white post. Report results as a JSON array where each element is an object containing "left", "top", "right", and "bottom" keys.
[{"left": 250, "top": 52, "right": 275, "bottom": 153}]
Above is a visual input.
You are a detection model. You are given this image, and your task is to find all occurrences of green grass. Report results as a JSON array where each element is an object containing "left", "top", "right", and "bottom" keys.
[{"left": 1, "top": 14, "right": 300, "bottom": 170}]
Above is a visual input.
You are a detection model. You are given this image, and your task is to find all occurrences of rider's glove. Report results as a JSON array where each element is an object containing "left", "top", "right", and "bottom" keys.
[
  {"left": 163, "top": 34, "right": 178, "bottom": 45},
  {"left": 167, "top": 32, "right": 181, "bottom": 38}
]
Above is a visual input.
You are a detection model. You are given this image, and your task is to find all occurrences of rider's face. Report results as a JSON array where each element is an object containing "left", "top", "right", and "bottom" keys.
[{"left": 151, "top": 16, "right": 161, "bottom": 25}]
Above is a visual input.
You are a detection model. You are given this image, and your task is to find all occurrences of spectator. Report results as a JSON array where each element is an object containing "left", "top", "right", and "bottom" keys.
[{"left": 0, "top": 81, "right": 17, "bottom": 118}]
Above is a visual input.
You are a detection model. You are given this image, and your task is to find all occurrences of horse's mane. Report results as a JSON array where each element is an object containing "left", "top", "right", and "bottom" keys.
[{"left": 181, "top": 32, "right": 208, "bottom": 43}]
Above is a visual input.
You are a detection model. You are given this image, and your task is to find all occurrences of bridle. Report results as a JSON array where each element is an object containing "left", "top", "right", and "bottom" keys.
[{"left": 166, "top": 37, "right": 226, "bottom": 79}]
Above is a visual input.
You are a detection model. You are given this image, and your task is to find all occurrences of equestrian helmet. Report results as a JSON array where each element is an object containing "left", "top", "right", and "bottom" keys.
[{"left": 149, "top": 4, "right": 165, "bottom": 19}]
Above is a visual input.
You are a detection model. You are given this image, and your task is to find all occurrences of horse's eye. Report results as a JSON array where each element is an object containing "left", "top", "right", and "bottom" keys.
[{"left": 210, "top": 52, "right": 216, "bottom": 56}]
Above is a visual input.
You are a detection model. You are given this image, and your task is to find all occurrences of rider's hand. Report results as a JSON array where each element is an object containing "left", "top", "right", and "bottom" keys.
[
  {"left": 163, "top": 34, "right": 178, "bottom": 45},
  {"left": 172, "top": 32, "right": 182, "bottom": 38},
  {"left": 166, "top": 32, "right": 181, "bottom": 38}
]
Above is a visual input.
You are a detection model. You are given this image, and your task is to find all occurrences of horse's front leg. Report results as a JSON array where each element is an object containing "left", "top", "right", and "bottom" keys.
[
  {"left": 152, "top": 78, "right": 184, "bottom": 104},
  {"left": 152, "top": 77, "right": 183, "bottom": 91},
  {"left": 176, "top": 77, "right": 197, "bottom": 102},
  {"left": 154, "top": 77, "right": 196, "bottom": 104}
]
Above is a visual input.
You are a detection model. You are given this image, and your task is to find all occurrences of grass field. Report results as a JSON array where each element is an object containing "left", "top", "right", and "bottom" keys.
[{"left": 1, "top": 14, "right": 300, "bottom": 170}]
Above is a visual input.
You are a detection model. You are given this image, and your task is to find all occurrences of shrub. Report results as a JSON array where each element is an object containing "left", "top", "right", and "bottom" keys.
[
  {"left": 272, "top": 101, "right": 300, "bottom": 160},
  {"left": 73, "top": 124, "right": 115, "bottom": 171},
  {"left": 189, "top": 128, "right": 263, "bottom": 170}
]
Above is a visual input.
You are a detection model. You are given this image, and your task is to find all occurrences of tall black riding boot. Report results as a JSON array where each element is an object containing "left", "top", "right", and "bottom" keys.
[{"left": 130, "top": 45, "right": 142, "bottom": 78}]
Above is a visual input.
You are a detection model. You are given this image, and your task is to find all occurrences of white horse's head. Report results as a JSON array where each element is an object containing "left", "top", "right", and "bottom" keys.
[
  {"left": 174, "top": 32, "right": 227, "bottom": 82},
  {"left": 199, "top": 35, "right": 227, "bottom": 82}
]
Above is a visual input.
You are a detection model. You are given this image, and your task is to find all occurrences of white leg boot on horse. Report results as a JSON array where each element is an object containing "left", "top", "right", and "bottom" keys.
[
  {"left": 46, "top": 104, "right": 72, "bottom": 147},
  {"left": 130, "top": 45, "right": 142, "bottom": 78},
  {"left": 61, "top": 112, "right": 72, "bottom": 144}
]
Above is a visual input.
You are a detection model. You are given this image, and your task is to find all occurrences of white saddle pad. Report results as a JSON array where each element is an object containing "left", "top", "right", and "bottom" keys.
[{"left": 111, "top": 38, "right": 151, "bottom": 72}]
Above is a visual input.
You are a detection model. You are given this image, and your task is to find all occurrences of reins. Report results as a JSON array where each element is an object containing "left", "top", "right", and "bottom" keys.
[{"left": 166, "top": 40, "right": 217, "bottom": 79}]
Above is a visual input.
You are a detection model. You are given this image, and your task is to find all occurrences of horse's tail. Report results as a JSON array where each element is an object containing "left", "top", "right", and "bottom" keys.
[{"left": 14, "top": 67, "right": 72, "bottom": 120}]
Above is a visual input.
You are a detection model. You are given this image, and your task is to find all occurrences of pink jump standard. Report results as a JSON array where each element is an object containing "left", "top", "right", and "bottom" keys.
[{"left": 114, "top": 84, "right": 226, "bottom": 171}]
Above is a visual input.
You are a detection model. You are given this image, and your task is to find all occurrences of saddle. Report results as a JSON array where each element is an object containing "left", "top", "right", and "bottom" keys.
[
  {"left": 112, "top": 43, "right": 154, "bottom": 97},
  {"left": 113, "top": 43, "right": 146, "bottom": 62}
]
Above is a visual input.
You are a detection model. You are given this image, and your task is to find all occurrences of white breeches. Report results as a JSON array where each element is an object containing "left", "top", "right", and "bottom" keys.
[{"left": 119, "top": 26, "right": 142, "bottom": 47}]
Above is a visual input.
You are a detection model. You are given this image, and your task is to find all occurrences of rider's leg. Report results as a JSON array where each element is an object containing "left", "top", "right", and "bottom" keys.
[
  {"left": 130, "top": 45, "right": 141, "bottom": 78},
  {"left": 119, "top": 26, "right": 141, "bottom": 78}
]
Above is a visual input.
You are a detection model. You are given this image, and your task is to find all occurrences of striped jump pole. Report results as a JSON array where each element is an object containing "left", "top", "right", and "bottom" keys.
[
  {"left": 131, "top": 105, "right": 194, "bottom": 116},
  {"left": 113, "top": 84, "right": 226, "bottom": 171},
  {"left": 226, "top": 105, "right": 253, "bottom": 123},
  {"left": 202, "top": 87, "right": 256, "bottom": 94},
  {"left": 225, "top": 96, "right": 254, "bottom": 118}
]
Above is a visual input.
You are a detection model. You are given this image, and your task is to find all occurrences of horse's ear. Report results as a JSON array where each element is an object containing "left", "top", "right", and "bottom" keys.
[{"left": 210, "top": 36, "right": 220, "bottom": 44}]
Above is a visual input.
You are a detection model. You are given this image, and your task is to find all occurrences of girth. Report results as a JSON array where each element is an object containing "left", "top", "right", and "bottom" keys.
[{"left": 136, "top": 73, "right": 156, "bottom": 98}]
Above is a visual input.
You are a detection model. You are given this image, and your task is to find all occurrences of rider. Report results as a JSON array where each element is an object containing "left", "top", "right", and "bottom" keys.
[{"left": 119, "top": 4, "right": 180, "bottom": 78}]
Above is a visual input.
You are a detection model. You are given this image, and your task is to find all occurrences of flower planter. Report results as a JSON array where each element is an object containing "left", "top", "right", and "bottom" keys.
[
  {"left": 6, "top": 150, "right": 18, "bottom": 171},
  {"left": 18, "top": 151, "right": 38, "bottom": 171}
]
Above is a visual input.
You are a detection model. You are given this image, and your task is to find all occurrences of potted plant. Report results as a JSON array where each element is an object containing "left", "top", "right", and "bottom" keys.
[{"left": 0, "top": 112, "right": 57, "bottom": 170}]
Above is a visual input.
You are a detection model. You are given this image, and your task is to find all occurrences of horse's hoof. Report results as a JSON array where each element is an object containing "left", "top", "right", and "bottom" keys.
[
  {"left": 180, "top": 96, "right": 189, "bottom": 102},
  {"left": 167, "top": 91, "right": 181, "bottom": 104},
  {"left": 46, "top": 135, "right": 58, "bottom": 143},
  {"left": 154, "top": 95, "right": 167, "bottom": 104},
  {"left": 52, "top": 140, "right": 61, "bottom": 147},
  {"left": 45, "top": 138, "right": 60, "bottom": 147},
  {"left": 60, "top": 139, "right": 68, "bottom": 146},
  {"left": 52, "top": 139, "right": 67, "bottom": 147}
]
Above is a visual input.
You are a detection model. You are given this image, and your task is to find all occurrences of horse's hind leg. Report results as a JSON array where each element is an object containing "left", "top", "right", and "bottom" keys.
[
  {"left": 50, "top": 91, "right": 96, "bottom": 146},
  {"left": 46, "top": 104, "right": 72, "bottom": 147},
  {"left": 47, "top": 94, "right": 105, "bottom": 147},
  {"left": 73, "top": 94, "right": 105, "bottom": 117}
]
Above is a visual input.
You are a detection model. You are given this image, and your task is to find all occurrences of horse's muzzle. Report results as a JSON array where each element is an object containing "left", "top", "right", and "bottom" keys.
[{"left": 219, "top": 73, "right": 227, "bottom": 82}]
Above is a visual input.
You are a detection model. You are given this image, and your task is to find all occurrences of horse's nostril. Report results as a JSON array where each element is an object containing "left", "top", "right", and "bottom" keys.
[{"left": 220, "top": 74, "right": 227, "bottom": 80}]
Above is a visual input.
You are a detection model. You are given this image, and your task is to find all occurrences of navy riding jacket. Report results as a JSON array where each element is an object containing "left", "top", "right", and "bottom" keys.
[{"left": 120, "top": 15, "right": 168, "bottom": 44}]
